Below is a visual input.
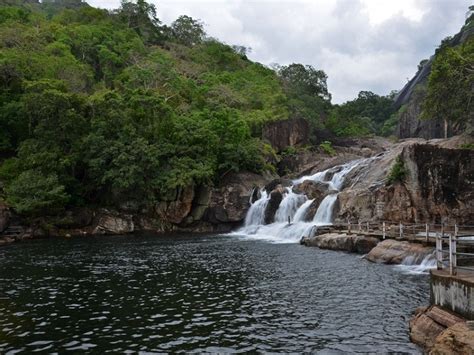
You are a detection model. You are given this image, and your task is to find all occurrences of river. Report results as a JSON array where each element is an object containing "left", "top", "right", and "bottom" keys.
[{"left": 0, "top": 233, "right": 429, "bottom": 353}]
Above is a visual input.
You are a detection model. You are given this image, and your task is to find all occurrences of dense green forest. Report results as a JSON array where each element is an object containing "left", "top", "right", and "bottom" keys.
[{"left": 0, "top": 0, "right": 470, "bottom": 217}]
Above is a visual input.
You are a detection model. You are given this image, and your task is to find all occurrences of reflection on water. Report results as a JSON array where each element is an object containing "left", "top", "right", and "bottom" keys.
[{"left": 0, "top": 234, "right": 427, "bottom": 353}]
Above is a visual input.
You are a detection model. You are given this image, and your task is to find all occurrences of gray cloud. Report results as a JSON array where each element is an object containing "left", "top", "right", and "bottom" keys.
[{"left": 88, "top": 0, "right": 471, "bottom": 103}]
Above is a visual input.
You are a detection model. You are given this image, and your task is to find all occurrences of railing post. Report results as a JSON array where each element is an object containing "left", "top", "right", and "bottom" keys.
[
  {"left": 358, "top": 220, "right": 361, "bottom": 232},
  {"left": 382, "top": 222, "right": 386, "bottom": 240},
  {"left": 449, "top": 233, "right": 454, "bottom": 275},
  {"left": 453, "top": 224, "right": 458, "bottom": 275},
  {"left": 366, "top": 222, "right": 369, "bottom": 233},
  {"left": 425, "top": 223, "right": 429, "bottom": 243},
  {"left": 348, "top": 219, "right": 351, "bottom": 234},
  {"left": 399, "top": 222, "right": 403, "bottom": 239},
  {"left": 436, "top": 230, "right": 442, "bottom": 270}
]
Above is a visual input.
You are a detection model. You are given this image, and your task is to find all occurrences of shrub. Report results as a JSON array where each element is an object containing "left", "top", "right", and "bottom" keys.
[
  {"left": 386, "top": 156, "right": 408, "bottom": 185},
  {"left": 319, "top": 140, "right": 336, "bottom": 156}
]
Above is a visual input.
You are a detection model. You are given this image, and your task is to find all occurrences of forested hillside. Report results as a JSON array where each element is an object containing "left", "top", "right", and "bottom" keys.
[
  {"left": 2, "top": 0, "right": 470, "bottom": 220},
  {"left": 0, "top": 0, "right": 398, "bottom": 216}
]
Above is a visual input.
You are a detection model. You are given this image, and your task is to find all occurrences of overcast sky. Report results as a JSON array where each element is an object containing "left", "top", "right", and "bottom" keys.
[{"left": 88, "top": 0, "right": 471, "bottom": 103}]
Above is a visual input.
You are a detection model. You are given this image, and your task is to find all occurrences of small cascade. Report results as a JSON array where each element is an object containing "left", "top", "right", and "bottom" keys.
[
  {"left": 234, "top": 157, "right": 373, "bottom": 243},
  {"left": 313, "top": 194, "right": 338, "bottom": 224},
  {"left": 395, "top": 254, "right": 437, "bottom": 274},
  {"left": 293, "top": 199, "right": 314, "bottom": 222},
  {"left": 244, "top": 190, "right": 269, "bottom": 227},
  {"left": 274, "top": 189, "right": 307, "bottom": 223}
]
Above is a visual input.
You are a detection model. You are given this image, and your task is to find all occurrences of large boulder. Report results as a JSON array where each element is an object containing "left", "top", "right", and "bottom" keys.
[
  {"left": 263, "top": 188, "right": 284, "bottom": 224},
  {"left": 365, "top": 239, "right": 433, "bottom": 264},
  {"left": 431, "top": 322, "right": 474, "bottom": 354},
  {"left": 93, "top": 211, "right": 134, "bottom": 235},
  {"left": 262, "top": 117, "right": 309, "bottom": 152},
  {"left": 409, "top": 305, "right": 467, "bottom": 352},
  {"left": 302, "top": 233, "right": 379, "bottom": 254},
  {"left": 293, "top": 180, "right": 328, "bottom": 200}
]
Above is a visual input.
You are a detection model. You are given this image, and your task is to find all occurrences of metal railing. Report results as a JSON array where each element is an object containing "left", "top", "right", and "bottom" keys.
[{"left": 328, "top": 220, "right": 474, "bottom": 275}]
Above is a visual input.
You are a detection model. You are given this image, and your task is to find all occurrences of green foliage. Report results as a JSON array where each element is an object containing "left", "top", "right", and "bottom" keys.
[
  {"left": 277, "top": 63, "right": 331, "bottom": 140},
  {"left": 386, "top": 156, "right": 408, "bottom": 185},
  {"left": 421, "top": 35, "right": 473, "bottom": 126},
  {"left": 459, "top": 143, "right": 474, "bottom": 150},
  {"left": 319, "top": 141, "right": 336, "bottom": 156},
  {"left": 170, "top": 15, "right": 205, "bottom": 46},
  {"left": 0, "top": 0, "right": 286, "bottom": 215},
  {"left": 327, "top": 91, "right": 395, "bottom": 137},
  {"left": 5, "top": 170, "right": 69, "bottom": 215}
]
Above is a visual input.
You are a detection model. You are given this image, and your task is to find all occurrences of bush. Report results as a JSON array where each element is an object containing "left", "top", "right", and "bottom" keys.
[
  {"left": 386, "top": 156, "right": 408, "bottom": 185},
  {"left": 459, "top": 143, "right": 474, "bottom": 150},
  {"left": 319, "top": 140, "right": 336, "bottom": 156},
  {"left": 5, "top": 170, "right": 69, "bottom": 215}
]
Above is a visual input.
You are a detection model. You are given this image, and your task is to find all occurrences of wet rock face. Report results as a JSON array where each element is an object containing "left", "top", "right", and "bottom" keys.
[
  {"left": 206, "top": 171, "right": 272, "bottom": 224},
  {"left": 93, "top": 211, "right": 134, "bottom": 235},
  {"left": 156, "top": 185, "right": 195, "bottom": 224},
  {"left": 412, "top": 144, "right": 474, "bottom": 208},
  {"left": 264, "top": 188, "right": 284, "bottom": 224},
  {"left": 262, "top": 117, "right": 309, "bottom": 152},
  {"left": 0, "top": 203, "right": 10, "bottom": 233},
  {"left": 365, "top": 239, "right": 433, "bottom": 264}
]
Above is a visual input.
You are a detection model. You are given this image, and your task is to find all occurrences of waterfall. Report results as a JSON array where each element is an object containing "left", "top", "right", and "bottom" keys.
[
  {"left": 244, "top": 190, "right": 269, "bottom": 227},
  {"left": 234, "top": 158, "right": 369, "bottom": 243},
  {"left": 395, "top": 254, "right": 437, "bottom": 274},
  {"left": 313, "top": 194, "right": 338, "bottom": 224},
  {"left": 293, "top": 199, "right": 314, "bottom": 222},
  {"left": 274, "top": 189, "right": 307, "bottom": 223}
]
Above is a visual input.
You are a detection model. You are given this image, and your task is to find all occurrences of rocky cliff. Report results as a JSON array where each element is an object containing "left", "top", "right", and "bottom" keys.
[
  {"left": 395, "top": 21, "right": 473, "bottom": 139},
  {"left": 337, "top": 137, "right": 474, "bottom": 224},
  {"left": 262, "top": 117, "right": 309, "bottom": 152}
]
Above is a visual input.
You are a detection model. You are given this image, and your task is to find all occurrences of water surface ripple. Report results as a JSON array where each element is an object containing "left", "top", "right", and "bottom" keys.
[{"left": 0, "top": 234, "right": 427, "bottom": 353}]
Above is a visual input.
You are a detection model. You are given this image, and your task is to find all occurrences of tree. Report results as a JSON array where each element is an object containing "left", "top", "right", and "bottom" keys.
[
  {"left": 116, "top": 0, "right": 165, "bottom": 44},
  {"left": 421, "top": 37, "right": 474, "bottom": 132},
  {"left": 5, "top": 170, "right": 69, "bottom": 215},
  {"left": 171, "top": 15, "right": 205, "bottom": 46},
  {"left": 278, "top": 63, "right": 331, "bottom": 101}
]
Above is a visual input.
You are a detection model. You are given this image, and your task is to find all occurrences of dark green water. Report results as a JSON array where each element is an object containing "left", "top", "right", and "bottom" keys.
[{"left": 0, "top": 234, "right": 428, "bottom": 353}]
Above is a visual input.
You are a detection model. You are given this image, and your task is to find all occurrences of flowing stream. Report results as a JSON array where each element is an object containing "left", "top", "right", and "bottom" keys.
[{"left": 0, "top": 234, "right": 428, "bottom": 353}]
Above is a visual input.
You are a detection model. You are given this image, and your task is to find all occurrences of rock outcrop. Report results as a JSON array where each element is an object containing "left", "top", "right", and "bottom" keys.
[
  {"left": 302, "top": 233, "right": 379, "bottom": 254},
  {"left": 365, "top": 239, "right": 433, "bottom": 264},
  {"left": 262, "top": 117, "right": 309, "bottom": 152},
  {"left": 93, "top": 210, "right": 135, "bottom": 235},
  {"left": 337, "top": 139, "right": 474, "bottom": 224},
  {"left": 206, "top": 171, "right": 273, "bottom": 227},
  {"left": 409, "top": 305, "right": 473, "bottom": 354},
  {"left": 394, "top": 22, "right": 473, "bottom": 139}
]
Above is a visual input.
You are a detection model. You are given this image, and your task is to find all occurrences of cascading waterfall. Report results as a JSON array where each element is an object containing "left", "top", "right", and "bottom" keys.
[
  {"left": 234, "top": 158, "right": 368, "bottom": 243},
  {"left": 395, "top": 253, "right": 437, "bottom": 274}
]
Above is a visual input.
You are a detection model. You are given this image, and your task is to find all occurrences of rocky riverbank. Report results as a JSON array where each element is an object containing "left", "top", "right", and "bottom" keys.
[
  {"left": 409, "top": 305, "right": 474, "bottom": 353},
  {"left": 301, "top": 232, "right": 434, "bottom": 264}
]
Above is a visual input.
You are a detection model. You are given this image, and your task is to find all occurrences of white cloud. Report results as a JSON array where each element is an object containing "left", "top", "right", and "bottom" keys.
[{"left": 86, "top": 0, "right": 471, "bottom": 103}]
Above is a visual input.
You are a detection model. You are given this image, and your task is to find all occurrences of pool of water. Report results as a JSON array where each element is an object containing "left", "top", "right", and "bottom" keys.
[{"left": 0, "top": 234, "right": 428, "bottom": 353}]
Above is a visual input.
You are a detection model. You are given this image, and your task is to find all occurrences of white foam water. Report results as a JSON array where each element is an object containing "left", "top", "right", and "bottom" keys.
[
  {"left": 394, "top": 254, "right": 437, "bottom": 275},
  {"left": 234, "top": 158, "right": 372, "bottom": 243}
]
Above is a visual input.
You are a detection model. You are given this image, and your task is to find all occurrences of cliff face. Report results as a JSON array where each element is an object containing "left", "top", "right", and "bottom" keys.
[
  {"left": 337, "top": 138, "right": 474, "bottom": 224},
  {"left": 395, "top": 23, "right": 473, "bottom": 139},
  {"left": 262, "top": 117, "right": 309, "bottom": 152}
]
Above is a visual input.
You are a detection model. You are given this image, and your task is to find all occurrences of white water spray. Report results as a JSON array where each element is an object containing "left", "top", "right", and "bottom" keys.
[{"left": 234, "top": 158, "right": 370, "bottom": 243}]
